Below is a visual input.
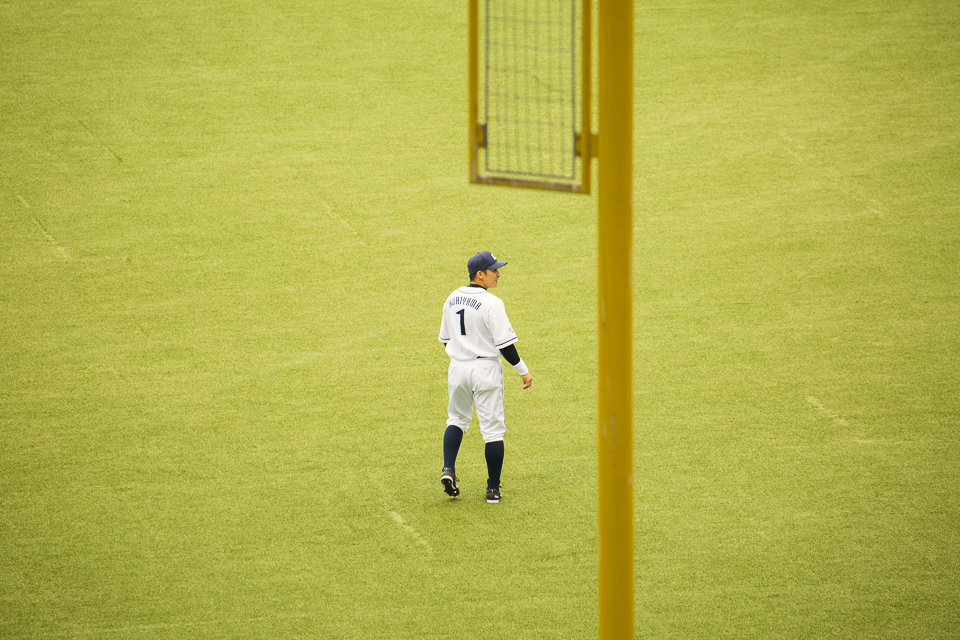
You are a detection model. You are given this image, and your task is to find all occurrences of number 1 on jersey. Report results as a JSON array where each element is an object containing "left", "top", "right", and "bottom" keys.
[{"left": 456, "top": 309, "right": 466, "bottom": 336}]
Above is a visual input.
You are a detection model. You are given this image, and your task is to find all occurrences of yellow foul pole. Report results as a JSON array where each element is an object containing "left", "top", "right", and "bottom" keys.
[{"left": 597, "top": 0, "right": 633, "bottom": 638}]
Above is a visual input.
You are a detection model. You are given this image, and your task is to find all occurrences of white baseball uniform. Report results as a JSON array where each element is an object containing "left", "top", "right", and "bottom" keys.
[{"left": 439, "top": 285, "right": 518, "bottom": 443}]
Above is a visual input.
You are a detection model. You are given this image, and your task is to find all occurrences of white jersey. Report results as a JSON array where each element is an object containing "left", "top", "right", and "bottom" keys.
[{"left": 439, "top": 285, "right": 518, "bottom": 360}]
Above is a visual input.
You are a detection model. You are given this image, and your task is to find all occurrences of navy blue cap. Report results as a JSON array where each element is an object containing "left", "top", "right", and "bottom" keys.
[{"left": 468, "top": 251, "right": 508, "bottom": 273}]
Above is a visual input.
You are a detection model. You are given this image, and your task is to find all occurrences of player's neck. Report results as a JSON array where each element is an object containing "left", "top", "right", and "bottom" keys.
[{"left": 468, "top": 283, "right": 486, "bottom": 290}]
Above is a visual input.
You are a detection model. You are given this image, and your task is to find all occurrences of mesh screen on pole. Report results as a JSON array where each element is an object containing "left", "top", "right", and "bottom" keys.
[
  {"left": 470, "top": 0, "right": 591, "bottom": 193},
  {"left": 485, "top": 0, "right": 576, "bottom": 179}
]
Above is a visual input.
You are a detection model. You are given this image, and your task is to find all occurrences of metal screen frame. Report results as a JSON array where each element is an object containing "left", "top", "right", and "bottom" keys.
[{"left": 469, "top": 0, "right": 594, "bottom": 194}]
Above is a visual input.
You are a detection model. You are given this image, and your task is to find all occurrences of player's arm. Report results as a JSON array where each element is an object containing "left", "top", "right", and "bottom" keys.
[
  {"left": 498, "top": 344, "right": 533, "bottom": 389},
  {"left": 438, "top": 304, "right": 450, "bottom": 344}
]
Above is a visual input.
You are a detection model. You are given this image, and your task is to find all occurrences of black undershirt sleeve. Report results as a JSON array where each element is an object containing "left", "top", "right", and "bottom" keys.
[{"left": 498, "top": 343, "right": 521, "bottom": 366}]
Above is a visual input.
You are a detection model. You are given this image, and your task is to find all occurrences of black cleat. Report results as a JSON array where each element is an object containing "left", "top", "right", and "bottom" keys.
[
  {"left": 486, "top": 486, "right": 502, "bottom": 504},
  {"left": 441, "top": 468, "right": 459, "bottom": 497}
]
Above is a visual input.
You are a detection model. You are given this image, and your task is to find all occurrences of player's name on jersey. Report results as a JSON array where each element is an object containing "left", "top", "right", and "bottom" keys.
[{"left": 448, "top": 296, "right": 483, "bottom": 310}]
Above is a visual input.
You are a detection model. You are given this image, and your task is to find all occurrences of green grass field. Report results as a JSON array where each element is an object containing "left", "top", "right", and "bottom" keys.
[{"left": 2, "top": 1, "right": 958, "bottom": 638}]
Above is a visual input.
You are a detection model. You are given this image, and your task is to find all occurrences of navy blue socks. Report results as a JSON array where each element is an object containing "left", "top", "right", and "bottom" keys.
[
  {"left": 485, "top": 441, "right": 504, "bottom": 490},
  {"left": 443, "top": 425, "right": 464, "bottom": 471},
  {"left": 444, "top": 426, "right": 505, "bottom": 490}
]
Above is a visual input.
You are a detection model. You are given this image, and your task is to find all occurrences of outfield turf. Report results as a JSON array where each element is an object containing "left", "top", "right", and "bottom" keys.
[{"left": 2, "top": 1, "right": 959, "bottom": 638}]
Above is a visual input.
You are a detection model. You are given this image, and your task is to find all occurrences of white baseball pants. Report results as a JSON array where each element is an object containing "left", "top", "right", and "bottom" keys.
[{"left": 446, "top": 357, "right": 506, "bottom": 443}]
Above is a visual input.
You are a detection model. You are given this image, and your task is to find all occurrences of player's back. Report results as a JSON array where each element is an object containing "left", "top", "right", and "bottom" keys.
[{"left": 439, "top": 286, "right": 516, "bottom": 361}]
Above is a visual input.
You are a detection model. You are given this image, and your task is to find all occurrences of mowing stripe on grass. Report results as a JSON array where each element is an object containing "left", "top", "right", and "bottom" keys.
[
  {"left": 321, "top": 200, "right": 366, "bottom": 246},
  {"left": 806, "top": 395, "right": 849, "bottom": 427},
  {"left": 78, "top": 118, "right": 123, "bottom": 164},
  {"left": 15, "top": 193, "right": 70, "bottom": 260},
  {"left": 389, "top": 510, "right": 433, "bottom": 554}
]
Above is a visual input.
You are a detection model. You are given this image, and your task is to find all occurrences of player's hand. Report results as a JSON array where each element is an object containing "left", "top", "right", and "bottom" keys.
[{"left": 520, "top": 373, "right": 532, "bottom": 389}]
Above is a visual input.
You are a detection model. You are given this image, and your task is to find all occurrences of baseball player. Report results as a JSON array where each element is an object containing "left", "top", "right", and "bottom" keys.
[{"left": 438, "top": 251, "right": 532, "bottom": 503}]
